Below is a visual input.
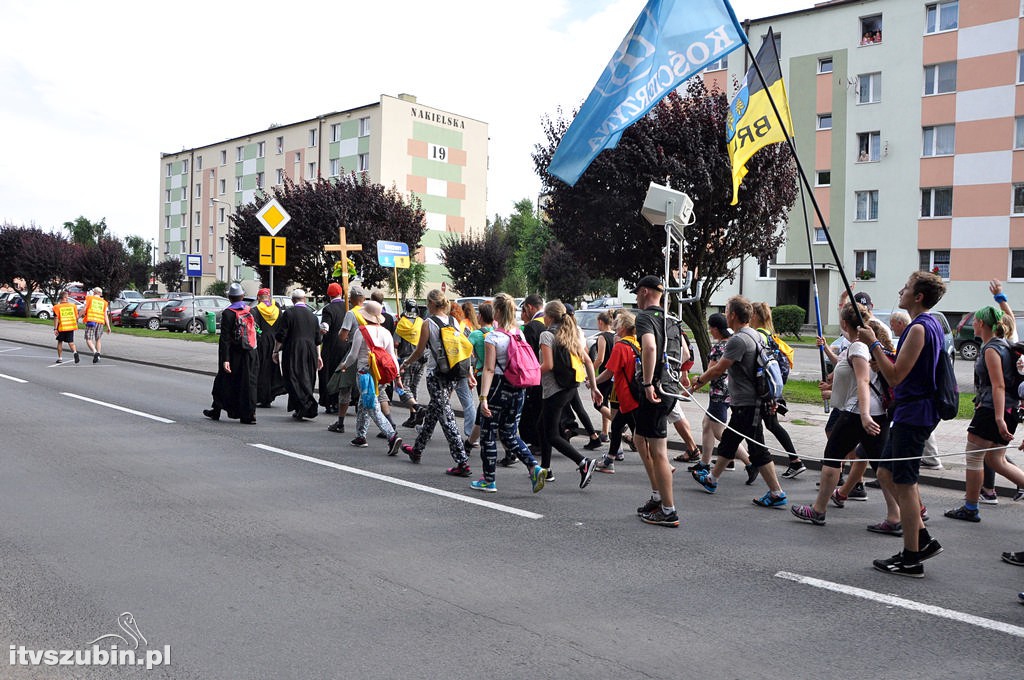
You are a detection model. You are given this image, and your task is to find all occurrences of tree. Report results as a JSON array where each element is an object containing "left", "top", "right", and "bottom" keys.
[
  {"left": 439, "top": 229, "right": 509, "bottom": 296},
  {"left": 228, "top": 174, "right": 426, "bottom": 298},
  {"left": 122, "top": 235, "right": 153, "bottom": 292},
  {"left": 533, "top": 79, "right": 799, "bottom": 361},
  {"left": 540, "top": 243, "right": 589, "bottom": 305},
  {"left": 76, "top": 238, "right": 130, "bottom": 300},
  {"left": 154, "top": 258, "right": 185, "bottom": 292},
  {"left": 498, "top": 199, "right": 552, "bottom": 296},
  {"left": 0, "top": 226, "right": 82, "bottom": 315},
  {"left": 396, "top": 261, "right": 427, "bottom": 301},
  {"left": 62, "top": 216, "right": 109, "bottom": 247}
]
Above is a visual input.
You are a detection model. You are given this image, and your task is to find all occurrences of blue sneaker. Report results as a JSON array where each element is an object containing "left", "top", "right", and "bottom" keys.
[
  {"left": 530, "top": 466, "right": 546, "bottom": 494},
  {"left": 753, "top": 490, "right": 788, "bottom": 508},
  {"left": 691, "top": 468, "right": 717, "bottom": 494},
  {"left": 470, "top": 478, "right": 497, "bottom": 493}
]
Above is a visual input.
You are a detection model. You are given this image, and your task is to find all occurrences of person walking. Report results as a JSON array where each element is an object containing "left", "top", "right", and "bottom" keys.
[
  {"left": 318, "top": 282, "right": 348, "bottom": 415},
  {"left": 274, "top": 289, "right": 322, "bottom": 421},
  {"left": 591, "top": 311, "right": 616, "bottom": 443},
  {"left": 594, "top": 311, "right": 640, "bottom": 474},
  {"left": 327, "top": 286, "right": 366, "bottom": 433},
  {"left": 252, "top": 288, "right": 287, "bottom": 408},
  {"left": 394, "top": 299, "right": 427, "bottom": 427},
  {"left": 203, "top": 283, "right": 258, "bottom": 424},
  {"left": 82, "top": 287, "right": 111, "bottom": 363},
  {"left": 519, "top": 294, "right": 547, "bottom": 449},
  {"left": 52, "top": 290, "right": 80, "bottom": 364}
]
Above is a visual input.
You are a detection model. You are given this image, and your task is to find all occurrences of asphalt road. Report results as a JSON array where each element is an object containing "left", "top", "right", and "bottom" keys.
[{"left": 0, "top": 339, "right": 1021, "bottom": 679}]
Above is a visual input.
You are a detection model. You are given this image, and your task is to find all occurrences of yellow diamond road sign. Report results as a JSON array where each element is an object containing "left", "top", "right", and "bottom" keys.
[{"left": 255, "top": 198, "right": 291, "bottom": 236}]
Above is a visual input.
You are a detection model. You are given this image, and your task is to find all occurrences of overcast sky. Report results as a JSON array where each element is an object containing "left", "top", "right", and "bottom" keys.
[{"left": 0, "top": 0, "right": 813, "bottom": 241}]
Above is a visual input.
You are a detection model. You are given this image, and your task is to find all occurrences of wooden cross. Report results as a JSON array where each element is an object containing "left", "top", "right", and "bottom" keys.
[{"left": 324, "top": 226, "right": 362, "bottom": 313}]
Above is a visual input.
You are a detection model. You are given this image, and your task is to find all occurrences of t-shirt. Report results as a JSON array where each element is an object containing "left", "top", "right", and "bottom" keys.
[
  {"left": 707, "top": 339, "right": 729, "bottom": 403},
  {"left": 723, "top": 327, "right": 759, "bottom": 407},
  {"left": 634, "top": 306, "right": 666, "bottom": 380},
  {"left": 485, "top": 328, "right": 513, "bottom": 376},
  {"left": 605, "top": 338, "right": 640, "bottom": 413},
  {"left": 469, "top": 325, "right": 493, "bottom": 373},
  {"left": 539, "top": 328, "right": 566, "bottom": 399},
  {"left": 830, "top": 341, "right": 883, "bottom": 415},
  {"left": 425, "top": 313, "right": 450, "bottom": 372},
  {"left": 893, "top": 312, "right": 943, "bottom": 427},
  {"left": 340, "top": 323, "right": 398, "bottom": 373}
]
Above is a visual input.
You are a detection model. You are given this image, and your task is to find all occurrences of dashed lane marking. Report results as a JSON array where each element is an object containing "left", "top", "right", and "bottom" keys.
[{"left": 61, "top": 392, "right": 175, "bottom": 424}]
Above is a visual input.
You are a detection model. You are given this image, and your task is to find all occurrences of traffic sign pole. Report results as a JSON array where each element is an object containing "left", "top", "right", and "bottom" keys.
[{"left": 255, "top": 199, "right": 292, "bottom": 295}]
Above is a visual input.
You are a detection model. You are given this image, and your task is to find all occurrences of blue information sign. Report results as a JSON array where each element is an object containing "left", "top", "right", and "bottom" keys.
[
  {"left": 186, "top": 254, "right": 202, "bottom": 277},
  {"left": 376, "top": 240, "right": 410, "bottom": 268}
]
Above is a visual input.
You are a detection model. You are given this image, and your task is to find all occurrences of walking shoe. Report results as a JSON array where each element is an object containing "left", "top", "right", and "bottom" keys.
[
  {"left": 979, "top": 489, "right": 999, "bottom": 505},
  {"left": 350, "top": 437, "right": 368, "bottom": 448},
  {"left": 1001, "top": 551, "right": 1024, "bottom": 566},
  {"left": 55, "top": 358, "right": 62, "bottom": 364},
  {"left": 725, "top": 461, "right": 736, "bottom": 471},
  {"left": 614, "top": 452, "right": 625, "bottom": 462},
  {"left": 623, "top": 435, "right": 637, "bottom": 452},
  {"left": 867, "top": 519, "right": 903, "bottom": 536},
  {"left": 920, "top": 460, "right": 943, "bottom": 469},
  {"left": 470, "top": 478, "right": 497, "bottom": 493},
  {"left": 401, "top": 412, "right": 418, "bottom": 428},
  {"left": 689, "top": 461, "right": 710, "bottom": 473},
  {"left": 753, "top": 490, "right": 788, "bottom": 508},
  {"left": 745, "top": 464, "right": 759, "bottom": 486},
  {"left": 386, "top": 434, "right": 403, "bottom": 457},
  {"left": 781, "top": 462, "right": 807, "bottom": 479},
  {"left": 545, "top": 469, "right": 555, "bottom": 482},
  {"left": 599, "top": 434, "right": 609, "bottom": 443},
  {"left": 944, "top": 505, "right": 980, "bottom": 522},
  {"left": 73, "top": 352, "right": 80, "bottom": 364},
  {"left": 791, "top": 504, "right": 826, "bottom": 526},
  {"left": 691, "top": 468, "right": 717, "bottom": 494},
  {"left": 637, "top": 496, "right": 660, "bottom": 516},
  {"left": 583, "top": 438, "right": 603, "bottom": 451},
  {"left": 918, "top": 538, "right": 944, "bottom": 562},
  {"left": 327, "top": 421, "right": 345, "bottom": 433},
  {"left": 414, "top": 408, "right": 427, "bottom": 426},
  {"left": 401, "top": 444, "right": 421, "bottom": 463},
  {"left": 498, "top": 454, "right": 518, "bottom": 467},
  {"left": 377, "top": 432, "right": 389, "bottom": 439},
  {"left": 93, "top": 352, "right": 99, "bottom": 363},
  {"left": 530, "top": 466, "right": 546, "bottom": 494},
  {"left": 596, "top": 460, "right": 615, "bottom": 474},
  {"left": 640, "top": 508, "right": 680, "bottom": 527},
  {"left": 446, "top": 462, "right": 472, "bottom": 477},
  {"left": 1015, "top": 487, "right": 1024, "bottom": 502},
  {"left": 830, "top": 488, "right": 847, "bottom": 508},
  {"left": 579, "top": 458, "right": 598, "bottom": 489},
  {"left": 847, "top": 482, "right": 868, "bottom": 501},
  {"left": 873, "top": 552, "right": 924, "bottom": 578},
  {"left": 864, "top": 478, "right": 880, "bottom": 489},
  {"left": 202, "top": 408, "right": 220, "bottom": 421}
]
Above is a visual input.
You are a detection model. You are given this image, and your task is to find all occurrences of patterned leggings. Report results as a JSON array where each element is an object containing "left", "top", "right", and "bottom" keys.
[
  {"left": 403, "top": 357, "right": 426, "bottom": 402},
  {"left": 355, "top": 380, "right": 396, "bottom": 440},
  {"left": 413, "top": 373, "right": 467, "bottom": 464},
  {"left": 480, "top": 379, "right": 538, "bottom": 482}
]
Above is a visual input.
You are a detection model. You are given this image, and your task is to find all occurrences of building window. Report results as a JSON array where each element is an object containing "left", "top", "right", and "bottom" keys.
[
  {"left": 182, "top": 159, "right": 189, "bottom": 174},
  {"left": 359, "top": 117, "right": 371, "bottom": 137},
  {"left": 164, "top": 216, "right": 170, "bottom": 229},
  {"left": 330, "top": 123, "right": 341, "bottom": 142},
  {"left": 1016, "top": 117, "right": 1024, "bottom": 149},
  {"left": 757, "top": 254, "right": 776, "bottom": 280},
  {"left": 208, "top": 225, "right": 213, "bottom": 235},
  {"left": 234, "top": 265, "right": 242, "bottom": 281},
  {"left": 330, "top": 159, "right": 340, "bottom": 177},
  {"left": 814, "top": 227, "right": 827, "bottom": 243},
  {"left": 307, "top": 162, "right": 316, "bottom": 178},
  {"left": 218, "top": 266, "right": 225, "bottom": 280},
  {"left": 923, "top": 124, "right": 955, "bottom": 156},
  {"left": 816, "top": 170, "right": 831, "bottom": 186},
  {"left": 1010, "top": 250, "right": 1024, "bottom": 279},
  {"left": 818, "top": 57, "right": 833, "bottom": 74},
  {"left": 1013, "top": 183, "right": 1024, "bottom": 213},
  {"left": 855, "top": 190, "right": 879, "bottom": 221},
  {"left": 256, "top": 172, "right": 264, "bottom": 189},
  {"left": 921, "top": 187, "right": 953, "bottom": 217},
  {"left": 236, "top": 146, "right": 244, "bottom": 162},
  {"left": 235, "top": 177, "right": 243, "bottom": 191},
  {"left": 276, "top": 168, "right": 284, "bottom": 185},
  {"left": 276, "top": 136, "right": 284, "bottom": 154},
  {"left": 180, "top": 240, "right": 186, "bottom": 253},
  {"left": 817, "top": 114, "right": 833, "bottom": 130},
  {"left": 195, "top": 183, "right": 201, "bottom": 199},
  {"left": 860, "top": 15, "right": 882, "bottom": 44},
  {"left": 194, "top": 211, "right": 201, "bottom": 226},
  {"left": 857, "top": 72, "right": 881, "bottom": 104},
  {"left": 220, "top": 150, "right": 227, "bottom": 165},
  {"left": 194, "top": 239, "right": 200, "bottom": 252},
  {"left": 294, "top": 151, "right": 301, "bottom": 163},
  {"left": 257, "top": 141, "right": 265, "bottom": 158},
  {"left": 166, "top": 163, "right": 172, "bottom": 177},
  {"left": 857, "top": 132, "right": 881, "bottom": 162},
  {"left": 218, "top": 237, "right": 225, "bottom": 253},
  {"left": 218, "top": 179, "right": 226, "bottom": 195},
  {"left": 920, "top": 249, "right": 950, "bottom": 278},
  {"left": 358, "top": 153, "right": 369, "bottom": 172},
  {"left": 925, "top": 1, "right": 958, "bottom": 34},
  {"left": 218, "top": 207, "right": 226, "bottom": 224},
  {"left": 705, "top": 55, "right": 728, "bottom": 71},
  {"left": 924, "top": 62, "right": 956, "bottom": 95},
  {"left": 309, "top": 129, "right": 318, "bottom": 147},
  {"left": 1019, "top": 52, "right": 1024, "bottom": 84},
  {"left": 855, "top": 250, "right": 877, "bottom": 279},
  {"left": 196, "top": 156, "right": 203, "bottom": 171},
  {"left": 165, "top": 189, "right": 171, "bottom": 203}
]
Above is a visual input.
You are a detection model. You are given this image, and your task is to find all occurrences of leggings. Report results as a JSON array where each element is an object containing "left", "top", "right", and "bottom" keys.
[
  {"left": 480, "top": 378, "right": 539, "bottom": 482},
  {"left": 541, "top": 388, "right": 585, "bottom": 468},
  {"left": 412, "top": 373, "right": 467, "bottom": 465},
  {"left": 403, "top": 357, "right": 426, "bottom": 401},
  {"left": 763, "top": 408, "right": 799, "bottom": 463},
  {"left": 608, "top": 409, "right": 636, "bottom": 459},
  {"left": 567, "top": 390, "right": 597, "bottom": 437}
]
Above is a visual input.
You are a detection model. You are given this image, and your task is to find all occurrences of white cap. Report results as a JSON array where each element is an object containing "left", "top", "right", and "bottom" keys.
[{"left": 291, "top": 289, "right": 306, "bottom": 301}]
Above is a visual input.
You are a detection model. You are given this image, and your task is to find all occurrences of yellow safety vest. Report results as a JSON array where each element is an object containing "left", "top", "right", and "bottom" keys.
[
  {"left": 83, "top": 296, "right": 108, "bottom": 325},
  {"left": 54, "top": 303, "right": 79, "bottom": 332}
]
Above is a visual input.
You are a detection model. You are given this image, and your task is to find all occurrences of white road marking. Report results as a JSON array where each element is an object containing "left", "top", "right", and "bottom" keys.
[
  {"left": 249, "top": 443, "right": 544, "bottom": 520},
  {"left": 60, "top": 392, "right": 175, "bottom": 424},
  {"left": 0, "top": 347, "right": 23, "bottom": 353},
  {"left": 0, "top": 373, "right": 28, "bottom": 383},
  {"left": 776, "top": 571, "right": 1024, "bottom": 638}
]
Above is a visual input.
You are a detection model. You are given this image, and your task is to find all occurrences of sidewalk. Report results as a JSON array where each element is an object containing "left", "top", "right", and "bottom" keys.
[{"left": 1, "top": 318, "right": 1018, "bottom": 498}]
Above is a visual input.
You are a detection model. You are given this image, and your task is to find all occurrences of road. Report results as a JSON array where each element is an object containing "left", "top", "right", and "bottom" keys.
[{"left": 0, "top": 338, "right": 1022, "bottom": 678}]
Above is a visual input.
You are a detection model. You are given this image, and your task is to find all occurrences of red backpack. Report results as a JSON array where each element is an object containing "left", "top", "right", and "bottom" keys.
[
  {"left": 231, "top": 307, "right": 258, "bottom": 350},
  {"left": 359, "top": 325, "right": 400, "bottom": 385},
  {"left": 497, "top": 327, "right": 541, "bottom": 388}
]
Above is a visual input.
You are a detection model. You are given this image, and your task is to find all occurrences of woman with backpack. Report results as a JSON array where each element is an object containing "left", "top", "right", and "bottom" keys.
[
  {"left": 593, "top": 311, "right": 640, "bottom": 474},
  {"left": 538, "top": 300, "right": 603, "bottom": 488},
  {"left": 400, "top": 289, "right": 474, "bottom": 477},
  {"left": 449, "top": 301, "right": 478, "bottom": 449},
  {"left": 471, "top": 293, "right": 547, "bottom": 494},
  {"left": 591, "top": 311, "right": 617, "bottom": 445}
]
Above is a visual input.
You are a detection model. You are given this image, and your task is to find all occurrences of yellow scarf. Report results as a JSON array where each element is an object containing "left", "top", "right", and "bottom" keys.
[{"left": 256, "top": 301, "right": 280, "bottom": 325}]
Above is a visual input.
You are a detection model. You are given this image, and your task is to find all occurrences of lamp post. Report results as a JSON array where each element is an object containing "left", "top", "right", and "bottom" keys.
[{"left": 210, "top": 198, "right": 234, "bottom": 286}]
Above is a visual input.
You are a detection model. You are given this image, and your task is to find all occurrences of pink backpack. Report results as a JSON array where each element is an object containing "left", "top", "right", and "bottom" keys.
[{"left": 497, "top": 327, "right": 541, "bottom": 388}]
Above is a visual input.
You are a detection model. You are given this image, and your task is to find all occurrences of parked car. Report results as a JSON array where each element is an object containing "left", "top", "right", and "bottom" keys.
[
  {"left": 159, "top": 296, "right": 230, "bottom": 333},
  {"left": 872, "top": 310, "right": 955, "bottom": 363},
  {"left": 953, "top": 311, "right": 1024, "bottom": 361},
  {"left": 121, "top": 299, "right": 172, "bottom": 330},
  {"left": 0, "top": 291, "right": 19, "bottom": 314},
  {"left": 107, "top": 298, "right": 131, "bottom": 326},
  {"left": 118, "top": 290, "right": 144, "bottom": 301},
  {"left": 65, "top": 284, "right": 87, "bottom": 303},
  {"left": 29, "top": 293, "right": 54, "bottom": 319}
]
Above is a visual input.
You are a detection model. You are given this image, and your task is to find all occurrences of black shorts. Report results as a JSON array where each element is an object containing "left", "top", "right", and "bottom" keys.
[
  {"left": 718, "top": 404, "right": 770, "bottom": 467},
  {"left": 595, "top": 381, "right": 613, "bottom": 412},
  {"left": 879, "top": 422, "right": 934, "bottom": 485},
  {"left": 968, "top": 406, "right": 1018, "bottom": 445},
  {"left": 634, "top": 396, "right": 673, "bottom": 439},
  {"left": 56, "top": 331, "right": 75, "bottom": 343},
  {"left": 822, "top": 410, "right": 889, "bottom": 469}
]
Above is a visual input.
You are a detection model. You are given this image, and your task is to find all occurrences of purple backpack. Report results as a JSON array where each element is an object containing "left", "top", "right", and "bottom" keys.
[{"left": 497, "top": 328, "right": 541, "bottom": 388}]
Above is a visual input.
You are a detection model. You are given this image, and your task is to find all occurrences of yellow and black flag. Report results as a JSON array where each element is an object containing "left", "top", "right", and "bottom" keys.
[{"left": 726, "top": 28, "right": 793, "bottom": 205}]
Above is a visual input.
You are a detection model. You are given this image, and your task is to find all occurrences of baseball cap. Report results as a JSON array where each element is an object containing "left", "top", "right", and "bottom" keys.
[
  {"left": 327, "top": 282, "right": 343, "bottom": 299},
  {"left": 853, "top": 291, "right": 873, "bottom": 307},
  {"left": 630, "top": 275, "right": 664, "bottom": 293},
  {"left": 349, "top": 285, "right": 366, "bottom": 299}
]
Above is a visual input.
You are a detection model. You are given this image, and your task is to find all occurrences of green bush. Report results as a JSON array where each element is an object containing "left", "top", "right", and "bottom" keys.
[
  {"left": 773, "top": 305, "right": 806, "bottom": 338},
  {"left": 205, "top": 280, "right": 229, "bottom": 297}
]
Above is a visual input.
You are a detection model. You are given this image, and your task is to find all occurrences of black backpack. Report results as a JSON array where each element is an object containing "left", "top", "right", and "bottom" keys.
[{"left": 552, "top": 343, "right": 579, "bottom": 389}]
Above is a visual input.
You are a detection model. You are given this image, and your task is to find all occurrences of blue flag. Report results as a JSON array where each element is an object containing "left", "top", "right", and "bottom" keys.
[{"left": 548, "top": 0, "right": 747, "bottom": 186}]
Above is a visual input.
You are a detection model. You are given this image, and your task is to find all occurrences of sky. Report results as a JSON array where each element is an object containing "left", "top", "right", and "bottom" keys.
[{"left": 0, "top": 0, "right": 814, "bottom": 241}]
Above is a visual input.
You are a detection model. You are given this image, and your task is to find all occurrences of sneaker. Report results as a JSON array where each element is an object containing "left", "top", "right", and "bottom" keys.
[
  {"left": 401, "top": 444, "right": 421, "bottom": 463},
  {"left": 386, "top": 435, "right": 403, "bottom": 457},
  {"left": 414, "top": 409, "right": 427, "bottom": 426},
  {"left": 599, "top": 434, "right": 609, "bottom": 444},
  {"left": 92, "top": 352, "right": 99, "bottom": 363},
  {"left": 636, "top": 497, "right": 660, "bottom": 516},
  {"left": 691, "top": 468, "right": 717, "bottom": 494},
  {"left": 583, "top": 438, "right": 603, "bottom": 451},
  {"left": 867, "top": 519, "right": 903, "bottom": 536},
  {"left": 623, "top": 435, "right": 637, "bottom": 452},
  {"left": 1015, "top": 487, "right": 1024, "bottom": 503},
  {"left": 498, "top": 454, "right": 518, "bottom": 467},
  {"left": 350, "top": 437, "right": 368, "bottom": 448},
  {"left": 873, "top": 552, "right": 924, "bottom": 578},
  {"left": 920, "top": 460, "right": 943, "bottom": 470},
  {"left": 578, "top": 458, "right": 598, "bottom": 489},
  {"left": 944, "top": 505, "right": 980, "bottom": 522},
  {"left": 753, "top": 490, "right": 788, "bottom": 508},
  {"left": 830, "top": 488, "right": 847, "bottom": 508},
  {"left": 470, "top": 478, "right": 497, "bottom": 493},
  {"left": 202, "top": 408, "right": 220, "bottom": 421},
  {"left": 1001, "top": 551, "right": 1024, "bottom": 566},
  {"left": 791, "top": 504, "right": 826, "bottom": 526},
  {"left": 640, "top": 508, "right": 680, "bottom": 527},
  {"left": 446, "top": 462, "right": 472, "bottom": 477},
  {"left": 614, "top": 452, "right": 625, "bottom": 462},
  {"left": 55, "top": 358, "right": 62, "bottom": 364},
  {"left": 596, "top": 460, "right": 615, "bottom": 474},
  {"left": 781, "top": 463, "right": 807, "bottom": 479},
  {"left": 401, "top": 412, "right": 418, "bottom": 428},
  {"left": 918, "top": 538, "right": 944, "bottom": 562},
  {"left": 546, "top": 469, "right": 556, "bottom": 482},
  {"left": 530, "top": 466, "right": 546, "bottom": 494},
  {"left": 327, "top": 421, "right": 345, "bottom": 433},
  {"left": 865, "top": 478, "right": 881, "bottom": 489},
  {"left": 979, "top": 489, "right": 999, "bottom": 505},
  {"left": 745, "top": 464, "right": 759, "bottom": 486},
  {"left": 377, "top": 432, "right": 389, "bottom": 439},
  {"left": 73, "top": 352, "right": 80, "bottom": 364},
  {"left": 847, "top": 483, "right": 869, "bottom": 501}
]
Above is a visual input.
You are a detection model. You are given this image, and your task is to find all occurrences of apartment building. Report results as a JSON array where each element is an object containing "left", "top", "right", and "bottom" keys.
[
  {"left": 701, "top": 0, "right": 1022, "bottom": 325},
  {"left": 157, "top": 94, "right": 488, "bottom": 295}
]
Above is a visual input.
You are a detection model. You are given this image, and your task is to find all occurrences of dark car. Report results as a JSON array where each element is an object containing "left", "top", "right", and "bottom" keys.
[
  {"left": 159, "top": 296, "right": 229, "bottom": 334},
  {"left": 954, "top": 311, "right": 1024, "bottom": 361},
  {"left": 121, "top": 299, "right": 172, "bottom": 330},
  {"left": 107, "top": 298, "right": 130, "bottom": 326}
]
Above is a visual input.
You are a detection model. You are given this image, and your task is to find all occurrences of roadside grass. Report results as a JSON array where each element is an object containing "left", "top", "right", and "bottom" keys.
[
  {"left": 784, "top": 377, "right": 973, "bottom": 419},
  {"left": 0, "top": 316, "right": 219, "bottom": 343}
]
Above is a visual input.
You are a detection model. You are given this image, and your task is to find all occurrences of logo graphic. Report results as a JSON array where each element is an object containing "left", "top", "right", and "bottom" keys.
[
  {"left": 10, "top": 611, "right": 170, "bottom": 670},
  {"left": 88, "top": 612, "right": 147, "bottom": 649},
  {"left": 596, "top": 8, "right": 659, "bottom": 97},
  {"left": 726, "top": 85, "right": 749, "bottom": 142}
]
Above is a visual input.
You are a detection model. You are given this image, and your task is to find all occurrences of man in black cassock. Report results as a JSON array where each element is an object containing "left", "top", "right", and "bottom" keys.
[
  {"left": 274, "top": 289, "right": 322, "bottom": 420},
  {"left": 253, "top": 287, "right": 287, "bottom": 407},
  {"left": 317, "top": 281, "right": 347, "bottom": 414},
  {"left": 203, "top": 283, "right": 258, "bottom": 424}
]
